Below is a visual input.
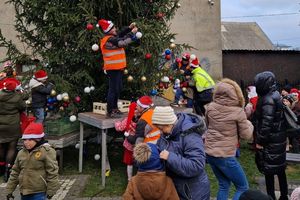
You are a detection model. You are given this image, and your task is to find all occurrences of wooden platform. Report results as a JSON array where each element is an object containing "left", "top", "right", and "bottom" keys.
[{"left": 78, "top": 112, "right": 125, "bottom": 129}]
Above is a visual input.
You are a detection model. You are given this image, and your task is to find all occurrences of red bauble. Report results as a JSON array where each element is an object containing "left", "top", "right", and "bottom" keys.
[
  {"left": 62, "top": 102, "right": 69, "bottom": 107},
  {"left": 74, "top": 96, "right": 81, "bottom": 103},
  {"left": 86, "top": 23, "right": 94, "bottom": 30},
  {"left": 156, "top": 12, "right": 165, "bottom": 19},
  {"left": 169, "top": 76, "right": 173, "bottom": 81},
  {"left": 175, "top": 58, "right": 182, "bottom": 63},
  {"left": 159, "top": 82, "right": 164, "bottom": 89},
  {"left": 145, "top": 53, "right": 152, "bottom": 59},
  {"left": 165, "top": 54, "right": 171, "bottom": 60}
]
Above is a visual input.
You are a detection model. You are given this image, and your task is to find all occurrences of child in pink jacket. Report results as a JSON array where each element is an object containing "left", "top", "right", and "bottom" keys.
[{"left": 114, "top": 102, "right": 137, "bottom": 181}]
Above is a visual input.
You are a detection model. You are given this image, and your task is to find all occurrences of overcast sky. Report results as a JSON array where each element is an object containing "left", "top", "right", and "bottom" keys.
[{"left": 221, "top": 0, "right": 300, "bottom": 48}]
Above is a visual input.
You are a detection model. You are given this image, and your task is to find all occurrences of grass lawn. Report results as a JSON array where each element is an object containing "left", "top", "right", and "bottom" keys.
[{"left": 62, "top": 134, "right": 300, "bottom": 198}]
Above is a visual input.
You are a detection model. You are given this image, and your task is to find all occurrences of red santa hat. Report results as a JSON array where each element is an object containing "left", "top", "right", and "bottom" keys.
[
  {"left": 2, "top": 79, "right": 17, "bottom": 91},
  {"left": 34, "top": 70, "right": 48, "bottom": 81},
  {"left": 4, "top": 77, "right": 21, "bottom": 89},
  {"left": 181, "top": 52, "right": 190, "bottom": 60},
  {"left": 98, "top": 19, "right": 114, "bottom": 33},
  {"left": 190, "top": 54, "right": 200, "bottom": 68},
  {"left": 137, "top": 96, "right": 153, "bottom": 109},
  {"left": 22, "top": 122, "right": 45, "bottom": 139}
]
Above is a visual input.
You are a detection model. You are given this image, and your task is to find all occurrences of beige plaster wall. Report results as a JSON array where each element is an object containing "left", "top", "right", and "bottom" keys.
[{"left": 170, "top": 0, "right": 223, "bottom": 79}]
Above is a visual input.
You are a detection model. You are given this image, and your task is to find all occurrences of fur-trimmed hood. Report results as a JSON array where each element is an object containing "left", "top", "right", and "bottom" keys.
[{"left": 213, "top": 78, "right": 245, "bottom": 107}]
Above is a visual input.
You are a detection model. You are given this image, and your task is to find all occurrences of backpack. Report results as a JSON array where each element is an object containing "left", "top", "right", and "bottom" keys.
[{"left": 283, "top": 105, "right": 300, "bottom": 131}]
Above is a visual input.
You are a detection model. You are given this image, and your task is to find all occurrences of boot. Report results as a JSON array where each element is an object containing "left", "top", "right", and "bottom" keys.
[
  {"left": 0, "top": 162, "right": 5, "bottom": 176},
  {"left": 3, "top": 164, "right": 12, "bottom": 182}
]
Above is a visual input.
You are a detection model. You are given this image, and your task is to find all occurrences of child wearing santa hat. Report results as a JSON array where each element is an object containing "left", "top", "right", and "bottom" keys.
[
  {"left": 189, "top": 54, "right": 215, "bottom": 116},
  {"left": 127, "top": 96, "right": 160, "bottom": 145},
  {"left": 6, "top": 122, "right": 59, "bottom": 200},
  {"left": 98, "top": 19, "right": 138, "bottom": 118},
  {"left": 114, "top": 102, "right": 138, "bottom": 181},
  {"left": 29, "top": 69, "right": 54, "bottom": 123}
]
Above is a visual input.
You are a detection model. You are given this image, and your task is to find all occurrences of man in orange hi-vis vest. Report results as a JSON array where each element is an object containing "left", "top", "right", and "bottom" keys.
[
  {"left": 127, "top": 96, "right": 161, "bottom": 145},
  {"left": 99, "top": 19, "right": 138, "bottom": 118}
]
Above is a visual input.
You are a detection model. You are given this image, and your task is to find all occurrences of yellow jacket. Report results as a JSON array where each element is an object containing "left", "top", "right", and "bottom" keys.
[{"left": 192, "top": 67, "right": 215, "bottom": 93}]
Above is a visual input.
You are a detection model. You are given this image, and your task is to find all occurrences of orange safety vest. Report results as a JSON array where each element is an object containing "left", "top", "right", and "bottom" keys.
[
  {"left": 140, "top": 109, "right": 161, "bottom": 143},
  {"left": 100, "top": 35, "right": 127, "bottom": 70}
]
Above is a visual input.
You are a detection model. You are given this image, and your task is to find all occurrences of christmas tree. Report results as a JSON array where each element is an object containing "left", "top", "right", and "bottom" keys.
[{"left": 0, "top": 0, "right": 191, "bottom": 111}]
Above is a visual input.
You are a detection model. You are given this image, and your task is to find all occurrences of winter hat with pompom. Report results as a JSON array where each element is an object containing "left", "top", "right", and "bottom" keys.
[{"left": 133, "top": 143, "right": 163, "bottom": 172}]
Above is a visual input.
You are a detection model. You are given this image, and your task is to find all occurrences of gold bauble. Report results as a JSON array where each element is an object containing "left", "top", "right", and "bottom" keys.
[
  {"left": 127, "top": 75, "right": 134, "bottom": 82},
  {"left": 50, "top": 89, "right": 57, "bottom": 96},
  {"left": 124, "top": 69, "right": 128, "bottom": 75},
  {"left": 182, "top": 87, "right": 187, "bottom": 92},
  {"left": 63, "top": 95, "right": 70, "bottom": 102},
  {"left": 141, "top": 76, "right": 147, "bottom": 82},
  {"left": 170, "top": 43, "right": 176, "bottom": 49}
]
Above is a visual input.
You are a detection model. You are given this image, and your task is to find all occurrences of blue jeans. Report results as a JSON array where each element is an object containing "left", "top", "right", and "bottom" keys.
[
  {"left": 21, "top": 192, "right": 46, "bottom": 200},
  {"left": 33, "top": 108, "right": 45, "bottom": 123},
  {"left": 207, "top": 155, "right": 249, "bottom": 200},
  {"left": 174, "top": 88, "right": 193, "bottom": 108}
]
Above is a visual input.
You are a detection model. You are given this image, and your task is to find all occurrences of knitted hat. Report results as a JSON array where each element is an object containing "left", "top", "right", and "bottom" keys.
[
  {"left": 291, "top": 187, "right": 300, "bottom": 200},
  {"left": 34, "top": 70, "right": 48, "bottom": 81},
  {"left": 133, "top": 143, "right": 164, "bottom": 172},
  {"left": 283, "top": 94, "right": 294, "bottom": 105},
  {"left": 137, "top": 96, "right": 153, "bottom": 108},
  {"left": 182, "top": 52, "right": 190, "bottom": 60},
  {"left": 22, "top": 122, "right": 45, "bottom": 139},
  {"left": 152, "top": 106, "right": 177, "bottom": 125},
  {"left": 190, "top": 54, "right": 199, "bottom": 68},
  {"left": 3, "top": 79, "right": 17, "bottom": 91},
  {"left": 239, "top": 189, "right": 272, "bottom": 200},
  {"left": 98, "top": 19, "right": 114, "bottom": 33}
]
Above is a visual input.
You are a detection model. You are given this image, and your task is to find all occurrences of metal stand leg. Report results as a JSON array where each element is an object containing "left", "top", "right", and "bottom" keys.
[
  {"left": 79, "top": 122, "right": 84, "bottom": 172},
  {"left": 101, "top": 129, "right": 107, "bottom": 187},
  {"left": 57, "top": 148, "right": 63, "bottom": 174}
]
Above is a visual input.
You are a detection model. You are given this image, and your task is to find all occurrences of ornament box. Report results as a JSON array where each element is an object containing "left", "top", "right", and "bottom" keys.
[
  {"left": 93, "top": 100, "right": 130, "bottom": 115},
  {"left": 45, "top": 118, "right": 79, "bottom": 136}
]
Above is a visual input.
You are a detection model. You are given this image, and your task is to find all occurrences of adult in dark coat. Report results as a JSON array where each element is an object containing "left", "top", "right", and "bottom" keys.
[
  {"left": 0, "top": 79, "right": 26, "bottom": 181},
  {"left": 254, "top": 71, "right": 288, "bottom": 200},
  {"left": 153, "top": 106, "right": 210, "bottom": 200}
]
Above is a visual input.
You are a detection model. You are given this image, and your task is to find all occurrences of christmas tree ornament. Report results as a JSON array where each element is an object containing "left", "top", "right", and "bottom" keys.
[
  {"left": 47, "top": 98, "right": 53, "bottom": 104},
  {"left": 159, "top": 82, "right": 164, "bottom": 88},
  {"left": 50, "top": 89, "right": 56, "bottom": 96},
  {"left": 62, "top": 92, "right": 69, "bottom": 97},
  {"left": 165, "top": 54, "right": 171, "bottom": 60},
  {"left": 56, "top": 94, "right": 62, "bottom": 101},
  {"left": 135, "top": 32, "right": 143, "bottom": 39},
  {"left": 127, "top": 75, "right": 134, "bottom": 82},
  {"left": 182, "top": 87, "right": 187, "bottom": 92},
  {"left": 170, "top": 39, "right": 175, "bottom": 43},
  {"left": 177, "top": 3, "right": 181, "bottom": 7},
  {"left": 170, "top": 43, "right": 176, "bottom": 49},
  {"left": 74, "top": 96, "right": 81, "bottom": 103},
  {"left": 92, "top": 44, "right": 99, "bottom": 51},
  {"left": 69, "top": 115, "right": 77, "bottom": 122},
  {"left": 145, "top": 53, "right": 152, "bottom": 59},
  {"left": 63, "top": 95, "right": 70, "bottom": 102},
  {"left": 94, "top": 154, "right": 100, "bottom": 160},
  {"left": 90, "top": 86, "right": 95, "bottom": 91},
  {"left": 96, "top": 24, "right": 99, "bottom": 28},
  {"left": 59, "top": 106, "right": 64, "bottom": 111},
  {"left": 150, "top": 89, "right": 158, "bottom": 96},
  {"left": 124, "top": 69, "right": 128, "bottom": 74},
  {"left": 156, "top": 12, "right": 165, "bottom": 19},
  {"left": 161, "top": 76, "right": 170, "bottom": 83},
  {"left": 141, "top": 76, "right": 147, "bottom": 82},
  {"left": 86, "top": 23, "right": 94, "bottom": 30},
  {"left": 84, "top": 87, "right": 91, "bottom": 93},
  {"left": 164, "top": 49, "right": 171, "bottom": 55},
  {"left": 25, "top": 100, "right": 31, "bottom": 105},
  {"left": 48, "top": 105, "right": 54, "bottom": 110},
  {"left": 62, "top": 102, "right": 69, "bottom": 107},
  {"left": 75, "top": 143, "right": 80, "bottom": 149}
]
